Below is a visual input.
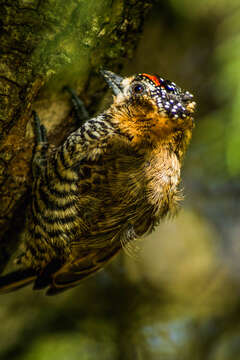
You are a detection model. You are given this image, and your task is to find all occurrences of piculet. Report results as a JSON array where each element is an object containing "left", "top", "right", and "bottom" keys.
[{"left": 0, "top": 70, "right": 196, "bottom": 295}]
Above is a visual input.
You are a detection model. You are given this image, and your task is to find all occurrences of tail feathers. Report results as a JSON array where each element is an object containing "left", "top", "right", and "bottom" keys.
[
  {"left": 0, "top": 245, "right": 121, "bottom": 295},
  {"left": 0, "top": 269, "right": 37, "bottom": 293},
  {"left": 33, "top": 259, "right": 63, "bottom": 290},
  {"left": 46, "top": 244, "right": 122, "bottom": 296}
]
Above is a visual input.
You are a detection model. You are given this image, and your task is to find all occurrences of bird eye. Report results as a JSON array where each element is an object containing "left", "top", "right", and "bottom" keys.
[{"left": 132, "top": 83, "right": 145, "bottom": 94}]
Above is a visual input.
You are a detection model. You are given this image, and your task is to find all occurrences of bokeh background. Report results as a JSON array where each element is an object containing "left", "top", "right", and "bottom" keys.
[{"left": 1, "top": 0, "right": 240, "bottom": 359}]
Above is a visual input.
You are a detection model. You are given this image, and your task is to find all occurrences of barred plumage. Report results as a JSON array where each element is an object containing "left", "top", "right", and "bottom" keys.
[{"left": 0, "top": 70, "right": 196, "bottom": 295}]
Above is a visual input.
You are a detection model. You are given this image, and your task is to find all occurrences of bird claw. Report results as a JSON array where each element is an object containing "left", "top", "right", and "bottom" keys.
[
  {"left": 32, "top": 110, "right": 47, "bottom": 144},
  {"left": 63, "top": 86, "right": 89, "bottom": 125}
]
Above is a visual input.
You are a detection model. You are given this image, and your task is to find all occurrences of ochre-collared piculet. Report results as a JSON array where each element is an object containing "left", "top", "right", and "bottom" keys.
[{"left": 0, "top": 70, "right": 196, "bottom": 295}]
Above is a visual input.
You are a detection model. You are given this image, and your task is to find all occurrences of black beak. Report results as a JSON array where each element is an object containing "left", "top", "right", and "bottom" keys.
[{"left": 100, "top": 70, "right": 123, "bottom": 95}]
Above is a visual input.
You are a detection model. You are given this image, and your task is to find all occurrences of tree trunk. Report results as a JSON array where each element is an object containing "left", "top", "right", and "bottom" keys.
[{"left": 0, "top": 0, "right": 153, "bottom": 271}]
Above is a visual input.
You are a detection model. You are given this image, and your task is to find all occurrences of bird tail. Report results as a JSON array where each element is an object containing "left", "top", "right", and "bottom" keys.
[{"left": 0, "top": 268, "right": 37, "bottom": 293}]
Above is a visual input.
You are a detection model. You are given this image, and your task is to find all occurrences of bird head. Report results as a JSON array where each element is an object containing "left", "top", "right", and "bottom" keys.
[{"left": 101, "top": 70, "right": 196, "bottom": 152}]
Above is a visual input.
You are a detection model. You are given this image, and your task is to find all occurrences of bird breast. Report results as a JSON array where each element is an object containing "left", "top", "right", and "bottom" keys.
[{"left": 77, "top": 146, "right": 181, "bottom": 243}]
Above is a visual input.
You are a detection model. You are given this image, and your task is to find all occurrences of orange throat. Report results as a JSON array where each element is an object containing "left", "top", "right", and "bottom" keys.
[{"left": 110, "top": 102, "right": 194, "bottom": 150}]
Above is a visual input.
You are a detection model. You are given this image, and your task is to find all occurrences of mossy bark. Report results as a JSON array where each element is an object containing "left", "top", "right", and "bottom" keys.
[{"left": 0, "top": 0, "right": 153, "bottom": 271}]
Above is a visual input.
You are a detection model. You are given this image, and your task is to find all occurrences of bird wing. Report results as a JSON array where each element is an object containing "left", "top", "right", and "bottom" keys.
[
  {"left": 46, "top": 242, "right": 121, "bottom": 295},
  {"left": 0, "top": 244, "right": 120, "bottom": 295}
]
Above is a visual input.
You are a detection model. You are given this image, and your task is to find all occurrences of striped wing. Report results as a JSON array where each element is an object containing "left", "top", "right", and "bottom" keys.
[{"left": 45, "top": 243, "right": 121, "bottom": 295}]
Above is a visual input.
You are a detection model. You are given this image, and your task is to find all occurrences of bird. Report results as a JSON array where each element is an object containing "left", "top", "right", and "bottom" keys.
[{"left": 0, "top": 70, "right": 196, "bottom": 295}]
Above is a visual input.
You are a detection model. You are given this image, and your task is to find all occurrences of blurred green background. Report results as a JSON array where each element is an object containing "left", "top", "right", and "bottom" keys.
[{"left": 1, "top": 0, "right": 240, "bottom": 359}]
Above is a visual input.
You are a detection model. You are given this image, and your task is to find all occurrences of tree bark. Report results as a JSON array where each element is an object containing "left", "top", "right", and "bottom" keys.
[{"left": 0, "top": 0, "right": 153, "bottom": 271}]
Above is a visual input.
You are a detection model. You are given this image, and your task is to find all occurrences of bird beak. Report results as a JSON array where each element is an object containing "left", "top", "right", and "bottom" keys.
[{"left": 100, "top": 70, "right": 123, "bottom": 95}]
